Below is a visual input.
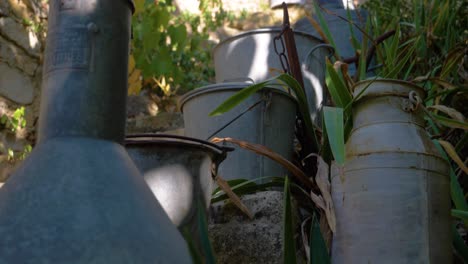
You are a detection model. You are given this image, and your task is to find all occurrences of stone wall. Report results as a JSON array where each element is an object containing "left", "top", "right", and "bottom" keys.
[{"left": 0, "top": 0, "right": 47, "bottom": 182}]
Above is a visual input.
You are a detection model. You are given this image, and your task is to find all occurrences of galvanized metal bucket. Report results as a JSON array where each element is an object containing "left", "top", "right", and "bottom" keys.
[
  {"left": 180, "top": 82, "right": 297, "bottom": 182},
  {"left": 331, "top": 79, "right": 451, "bottom": 263},
  {"left": 213, "top": 28, "right": 331, "bottom": 124},
  {"left": 125, "top": 134, "right": 228, "bottom": 232}
]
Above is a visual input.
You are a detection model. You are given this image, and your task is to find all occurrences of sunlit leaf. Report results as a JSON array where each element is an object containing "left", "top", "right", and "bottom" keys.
[
  {"left": 168, "top": 24, "right": 187, "bottom": 52},
  {"left": 133, "top": 0, "right": 145, "bottom": 15},
  {"left": 208, "top": 79, "right": 270, "bottom": 116}
]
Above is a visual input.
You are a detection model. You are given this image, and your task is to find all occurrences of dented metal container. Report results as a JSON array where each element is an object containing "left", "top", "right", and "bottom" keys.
[
  {"left": 125, "top": 134, "right": 228, "bottom": 231},
  {"left": 213, "top": 28, "right": 331, "bottom": 124},
  {"left": 180, "top": 83, "right": 297, "bottom": 182},
  {"left": 331, "top": 80, "right": 451, "bottom": 263}
]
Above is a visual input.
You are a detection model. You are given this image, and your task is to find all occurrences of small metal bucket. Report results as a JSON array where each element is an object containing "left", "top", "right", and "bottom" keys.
[
  {"left": 125, "top": 134, "right": 228, "bottom": 231},
  {"left": 180, "top": 82, "right": 297, "bottom": 182},
  {"left": 213, "top": 28, "right": 332, "bottom": 124}
]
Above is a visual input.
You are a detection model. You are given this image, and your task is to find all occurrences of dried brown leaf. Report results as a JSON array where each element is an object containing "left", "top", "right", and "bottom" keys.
[
  {"left": 215, "top": 175, "right": 254, "bottom": 220},
  {"left": 439, "top": 140, "right": 468, "bottom": 175},
  {"left": 428, "top": 105, "right": 466, "bottom": 123},
  {"left": 211, "top": 137, "right": 314, "bottom": 190},
  {"left": 310, "top": 154, "right": 336, "bottom": 233}
]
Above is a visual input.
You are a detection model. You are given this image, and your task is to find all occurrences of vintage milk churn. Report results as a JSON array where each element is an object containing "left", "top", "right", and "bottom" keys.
[{"left": 331, "top": 79, "right": 451, "bottom": 263}]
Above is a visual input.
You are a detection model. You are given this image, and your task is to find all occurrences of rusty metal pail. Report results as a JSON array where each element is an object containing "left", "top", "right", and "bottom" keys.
[{"left": 331, "top": 79, "right": 451, "bottom": 263}]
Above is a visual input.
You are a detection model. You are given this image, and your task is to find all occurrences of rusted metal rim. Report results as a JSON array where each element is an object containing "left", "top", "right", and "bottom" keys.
[
  {"left": 213, "top": 27, "right": 324, "bottom": 54},
  {"left": 179, "top": 82, "right": 296, "bottom": 112},
  {"left": 353, "top": 79, "right": 426, "bottom": 101},
  {"left": 125, "top": 134, "right": 234, "bottom": 156}
]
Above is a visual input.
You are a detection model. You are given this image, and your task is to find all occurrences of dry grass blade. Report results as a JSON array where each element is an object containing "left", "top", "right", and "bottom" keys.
[
  {"left": 439, "top": 140, "right": 468, "bottom": 175},
  {"left": 306, "top": 154, "right": 336, "bottom": 233},
  {"left": 428, "top": 105, "right": 466, "bottom": 123},
  {"left": 215, "top": 175, "right": 254, "bottom": 220},
  {"left": 211, "top": 137, "right": 315, "bottom": 190}
]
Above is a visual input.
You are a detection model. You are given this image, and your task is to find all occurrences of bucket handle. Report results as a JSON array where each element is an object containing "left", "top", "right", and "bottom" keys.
[
  {"left": 304, "top": 44, "right": 335, "bottom": 70},
  {"left": 222, "top": 77, "right": 255, "bottom": 84},
  {"left": 126, "top": 133, "right": 235, "bottom": 153}
]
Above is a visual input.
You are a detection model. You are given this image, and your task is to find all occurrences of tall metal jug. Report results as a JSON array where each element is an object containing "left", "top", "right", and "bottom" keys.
[{"left": 331, "top": 79, "right": 451, "bottom": 263}]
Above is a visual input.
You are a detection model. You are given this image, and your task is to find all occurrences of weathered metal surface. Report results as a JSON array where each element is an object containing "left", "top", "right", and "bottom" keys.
[
  {"left": 294, "top": 7, "right": 368, "bottom": 76},
  {"left": 0, "top": 1, "right": 192, "bottom": 263},
  {"left": 331, "top": 80, "right": 451, "bottom": 264},
  {"left": 125, "top": 134, "right": 227, "bottom": 230},
  {"left": 37, "top": 0, "right": 135, "bottom": 143},
  {"left": 180, "top": 83, "right": 297, "bottom": 182},
  {"left": 213, "top": 28, "right": 329, "bottom": 124}
]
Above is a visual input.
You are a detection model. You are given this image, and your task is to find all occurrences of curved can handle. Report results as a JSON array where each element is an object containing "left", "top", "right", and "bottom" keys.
[{"left": 304, "top": 44, "right": 335, "bottom": 70}]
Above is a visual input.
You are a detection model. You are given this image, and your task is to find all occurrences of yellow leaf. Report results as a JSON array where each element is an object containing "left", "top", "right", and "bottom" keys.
[
  {"left": 439, "top": 140, "right": 468, "bottom": 175},
  {"left": 128, "top": 69, "right": 141, "bottom": 84},
  {"left": 128, "top": 70, "right": 142, "bottom": 96},
  {"left": 133, "top": 0, "right": 145, "bottom": 15},
  {"left": 128, "top": 54, "right": 136, "bottom": 73}
]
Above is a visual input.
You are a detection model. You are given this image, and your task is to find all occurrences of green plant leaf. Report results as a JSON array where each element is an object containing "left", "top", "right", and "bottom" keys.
[
  {"left": 432, "top": 114, "right": 468, "bottom": 130},
  {"left": 133, "top": 0, "right": 145, "bottom": 15},
  {"left": 323, "top": 107, "right": 345, "bottom": 165},
  {"left": 283, "top": 176, "right": 297, "bottom": 264},
  {"left": 312, "top": 1, "right": 339, "bottom": 58},
  {"left": 208, "top": 79, "right": 271, "bottom": 116},
  {"left": 432, "top": 139, "right": 468, "bottom": 227},
  {"left": 168, "top": 24, "right": 187, "bottom": 52},
  {"left": 196, "top": 199, "right": 216, "bottom": 264},
  {"left": 452, "top": 209, "right": 468, "bottom": 221},
  {"left": 276, "top": 74, "right": 319, "bottom": 152},
  {"left": 325, "top": 60, "right": 352, "bottom": 109},
  {"left": 150, "top": 46, "right": 173, "bottom": 75},
  {"left": 181, "top": 227, "right": 204, "bottom": 264},
  {"left": 453, "top": 224, "right": 468, "bottom": 263},
  {"left": 310, "top": 214, "right": 330, "bottom": 264},
  {"left": 384, "top": 37, "right": 418, "bottom": 79}
]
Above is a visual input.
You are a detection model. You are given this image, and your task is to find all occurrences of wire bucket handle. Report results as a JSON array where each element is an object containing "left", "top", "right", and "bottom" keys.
[{"left": 304, "top": 44, "right": 335, "bottom": 70}]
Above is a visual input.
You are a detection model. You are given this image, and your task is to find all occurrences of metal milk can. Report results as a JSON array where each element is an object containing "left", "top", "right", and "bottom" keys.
[{"left": 331, "top": 79, "right": 451, "bottom": 263}]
